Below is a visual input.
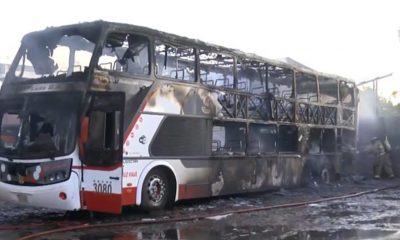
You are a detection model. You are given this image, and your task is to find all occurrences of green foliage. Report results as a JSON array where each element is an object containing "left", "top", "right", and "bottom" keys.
[{"left": 378, "top": 94, "right": 400, "bottom": 117}]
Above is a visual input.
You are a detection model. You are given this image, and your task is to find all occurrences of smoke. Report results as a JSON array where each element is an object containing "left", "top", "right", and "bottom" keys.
[{"left": 358, "top": 89, "right": 379, "bottom": 122}]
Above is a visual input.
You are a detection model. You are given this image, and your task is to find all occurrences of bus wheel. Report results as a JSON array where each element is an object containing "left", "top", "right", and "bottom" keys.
[
  {"left": 142, "top": 168, "right": 170, "bottom": 210},
  {"left": 321, "top": 167, "right": 331, "bottom": 184}
]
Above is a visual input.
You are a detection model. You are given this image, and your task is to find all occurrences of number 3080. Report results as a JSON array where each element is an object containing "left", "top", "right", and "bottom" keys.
[{"left": 93, "top": 182, "right": 112, "bottom": 193}]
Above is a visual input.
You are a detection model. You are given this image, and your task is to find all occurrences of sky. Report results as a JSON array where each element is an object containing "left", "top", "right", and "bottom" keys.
[{"left": 1, "top": 0, "right": 400, "bottom": 101}]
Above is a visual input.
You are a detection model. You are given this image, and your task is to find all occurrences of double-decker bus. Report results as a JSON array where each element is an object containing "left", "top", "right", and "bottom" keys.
[{"left": 0, "top": 21, "right": 357, "bottom": 214}]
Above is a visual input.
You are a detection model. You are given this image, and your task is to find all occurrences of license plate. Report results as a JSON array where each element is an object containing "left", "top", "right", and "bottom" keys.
[{"left": 16, "top": 194, "right": 28, "bottom": 203}]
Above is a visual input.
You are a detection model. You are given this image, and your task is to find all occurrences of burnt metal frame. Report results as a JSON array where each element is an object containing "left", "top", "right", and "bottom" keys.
[
  {"left": 272, "top": 98, "right": 295, "bottom": 122},
  {"left": 247, "top": 95, "right": 268, "bottom": 120},
  {"left": 86, "top": 22, "right": 357, "bottom": 129},
  {"left": 322, "top": 106, "right": 337, "bottom": 125},
  {"left": 342, "top": 108, "right": 355, "bottom": 127},
  {"left": 297, "top": 103, "right": 321, "bottom": 124},
  {"left": 5, "top": 22, "right": 359, "bottom": 160}
]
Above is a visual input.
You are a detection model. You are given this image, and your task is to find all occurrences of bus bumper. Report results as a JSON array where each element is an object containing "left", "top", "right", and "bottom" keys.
[{"left": 0, "top": 172, "right": 81, "bottom": 211}]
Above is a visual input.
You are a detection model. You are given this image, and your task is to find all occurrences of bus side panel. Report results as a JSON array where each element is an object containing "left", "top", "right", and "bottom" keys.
[
  {"left": 121, "top": 158, "right": 154, "bottom": 206},
  {"left": 177, "top": 156, "right": 305, "bottom": 199},
  {"left": 210, "top": 156, "right": 305, "bottom": 196},
  {"left": 121, "top": 159, "right": 137, "bottom": 206},
  {"left": 80, "top": 166, "right": 123, "bottom": 214},
  {"left": 175, "top": 159, "right": 214, "bottom": 200},
  {"left": 123, "top": 156, "right": 305, "bottom": 203},
  {"left": 123, "top": 114, "right": 164, "bottom": 157}
]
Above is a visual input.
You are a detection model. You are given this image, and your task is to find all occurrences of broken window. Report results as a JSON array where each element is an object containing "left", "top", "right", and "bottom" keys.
[
  {"left": 338, "top": 129, "right": 355, "bottom": 151},
  {"left": 15, "top": 34, "right": 95, "bottom": 79},
  {"left": 84, "top": 110, "right": 122, "bottom": 167},
  {"left": 237, "top": 60, "right": 266, "bottom": 93},
  {"left": 212, "top": 122, "right": 246, "bottom": 155},
  {"left": 267, "top": 65, "right": 294, "bottom": 99},
  {"left": 87, "top": 111, "right": 121, "bottom": 151},
  {"left": 308, "top": 128, "right": 335, "bottom": 154},
  {"left": 278, "top": 125, "right": 298, "bottom": 152},
  {"left": 248, "top": 124, "right": 277, "bottom": 154},
  {"left": 83, "top": 93, "right": 124, "bottom": 167},
  {"left": 321, "top": 129, "right": 335, "bottom": 153},
  {"left": 296, "top": 72, "right": 318, "bottom": 102},
  {"left": 319, "top": 76, "right": 338, "bottom": 104},
  {"left": 308, "top": 128, "right": 322, "bottom": 154},
  {"left": 0, "top": 113, "right": 21, "bottom": 148},
  {"left": 0, "top": 93, "right": 81, "bottom": 159},
  {"left": 199, "top": 50, "right": 234, "bottom": 88},
  {"left": 98, "top": 33, "right": 149, "bottom": 76},
  {"left": 155, "top": 42, "right": 195, "bottom": 82},
  {"left": 339, "top": 81, "right": 355, "bottom": 107}
]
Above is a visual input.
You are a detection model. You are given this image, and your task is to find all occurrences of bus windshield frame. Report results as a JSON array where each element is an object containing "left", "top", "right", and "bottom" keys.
[
  {"left": 0, "top": 92, "right": 82, "bottom": 159},
  {"left": 7, "top": 24, "right": 103, "bottom": 83}
]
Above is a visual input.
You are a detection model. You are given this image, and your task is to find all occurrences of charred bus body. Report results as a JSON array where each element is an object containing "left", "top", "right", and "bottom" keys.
[{"left": 0, "top": 21, "right": 357, "bottom": 213}]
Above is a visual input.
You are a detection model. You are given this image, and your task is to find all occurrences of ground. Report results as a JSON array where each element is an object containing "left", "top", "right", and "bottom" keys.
[{"left": 1, "top": 179, "right": 400, "bottom": 240}]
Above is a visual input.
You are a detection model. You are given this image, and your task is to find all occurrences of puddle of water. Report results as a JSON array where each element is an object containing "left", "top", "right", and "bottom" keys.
[
  {"left": 43, "top": 224, "right": 398, "bottom": 240},
  {"left": 5, "top": 181, "right": 400, "bottom": 240}
]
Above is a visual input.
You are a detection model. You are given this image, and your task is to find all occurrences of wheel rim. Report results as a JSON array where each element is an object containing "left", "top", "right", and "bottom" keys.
[{"left": 147, "top": 175, "right": 166, "bottom": 204}]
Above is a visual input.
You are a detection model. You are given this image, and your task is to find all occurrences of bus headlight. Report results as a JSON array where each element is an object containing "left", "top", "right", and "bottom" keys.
[{"left": 0, "top": 158, "right": 72, "bottom": 186}]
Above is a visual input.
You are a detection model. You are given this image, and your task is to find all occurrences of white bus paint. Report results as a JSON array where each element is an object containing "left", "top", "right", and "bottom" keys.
[
  {"left": 0, "top": 171, "right": 81, "bottom": 210},
  {"left": 123, "top": 114, "right": 164, "bottom": 157}
]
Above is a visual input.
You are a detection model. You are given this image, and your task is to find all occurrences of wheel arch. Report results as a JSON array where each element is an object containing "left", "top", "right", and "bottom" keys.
[{"left": 136, "top": 161, "right": 179, "bottom": 206}]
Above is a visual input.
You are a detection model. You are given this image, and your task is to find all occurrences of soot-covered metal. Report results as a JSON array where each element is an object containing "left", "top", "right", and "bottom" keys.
[{"left": 0, "top": 21, "right": 358, "bottom": 212}]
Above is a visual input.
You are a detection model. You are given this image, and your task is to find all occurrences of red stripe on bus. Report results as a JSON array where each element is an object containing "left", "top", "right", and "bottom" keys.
[
  {"left": 72, "top": 163, "right": 122, "bottom": 171},
  {"left": 82, "top": 191, "right": 122, "bottom": 214},
  {"left": 121, "top": 187, "right": 137, "bottom": 205},
  {"left": 122, "top": 187, "right": 137, "bottom": 206},
  {"left": 113, "top": 233, "right": 139, "bottom": 240},
  {"left": 178, "top": 184, "right": 210, "bottom": 200},
  {"left": 123, "top": 90, "right": 156, "bottom": 142},
  {"left": 178, "top": 228, "right": 199, "bottom": 239},
  {"left": 123, "top": 114, "right": 141, "bottom": 143}
]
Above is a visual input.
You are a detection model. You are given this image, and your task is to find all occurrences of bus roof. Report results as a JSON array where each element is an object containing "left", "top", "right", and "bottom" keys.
[{"left": 24, "top": 20, "right": 354, "bottom": 83}]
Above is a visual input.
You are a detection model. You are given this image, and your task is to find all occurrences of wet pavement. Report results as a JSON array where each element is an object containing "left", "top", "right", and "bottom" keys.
[{"left": 2, "top": 179, "right": 400, "bottom": 240}]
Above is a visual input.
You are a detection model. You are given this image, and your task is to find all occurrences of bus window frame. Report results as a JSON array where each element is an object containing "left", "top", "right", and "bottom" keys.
[
  {"left": 211, "top": 120, "right": 247, "bottom": 156},
  {"left": 266, "top": 63, "right": 295, "bottom": 100},
  {"left": 278, "top": 124, "right": 298, "bottom": 153},
  {"left": 339, "top": 80, "right": 355, "bottom": 107},
  {"left": 82, "top": 91, "right": 125, "bottom": 167},
  {"left": 154, "top": 40, "right": 197, "bottom": 84},
  {"left": 236, "top": 58, "right": 267, "bottom": 94},
  {"left": 97, "top": 28, "right": 154, "bottom": 79},
  {"left": 247, "top": 123, "right": 277, "bottom": 155},
  {"left": 198, "top": 49, "right": 236, "bottom": 90},
  {"left": 295, "top": 71, "right": 319, "bottom": 103},
  {"left": 318, "top": 76, "right": 339, "bottom": 105}
]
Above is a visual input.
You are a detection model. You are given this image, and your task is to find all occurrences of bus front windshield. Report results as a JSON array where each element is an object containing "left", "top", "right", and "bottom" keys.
[
  {"left": 12, "top": 27, "right": 98, "bottom": 80},
  {"left": 0, "top": 93, "right": 81, "bottom": 159}
]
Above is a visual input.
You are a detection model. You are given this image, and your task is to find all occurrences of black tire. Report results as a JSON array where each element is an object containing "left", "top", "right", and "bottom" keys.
[
  {"left": 320, "top": 167, "right": 331, "bottom": 184},
  {"left": 141, "top": 168, "right": 171, "bottom": 211},
  {"left": 304, "top": 156, "right": 333, "bottom": 184},
  {"left": 319, "top": 158, "right": 334, "bottom": 184}
]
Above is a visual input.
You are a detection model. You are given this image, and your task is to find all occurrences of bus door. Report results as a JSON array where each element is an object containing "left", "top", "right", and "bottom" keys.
[{"left": 80, "top": 92, "right": 125, "bottom": 213}]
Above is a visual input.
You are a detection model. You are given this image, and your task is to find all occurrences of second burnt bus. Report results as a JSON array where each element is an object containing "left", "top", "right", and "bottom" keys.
[{"left": 0, "top": 21, "right": 357, "bottom": 214}]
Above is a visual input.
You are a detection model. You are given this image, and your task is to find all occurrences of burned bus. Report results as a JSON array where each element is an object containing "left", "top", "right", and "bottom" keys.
[{"left": 0, "top": 21, "right": 357, "bottom": 213}]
